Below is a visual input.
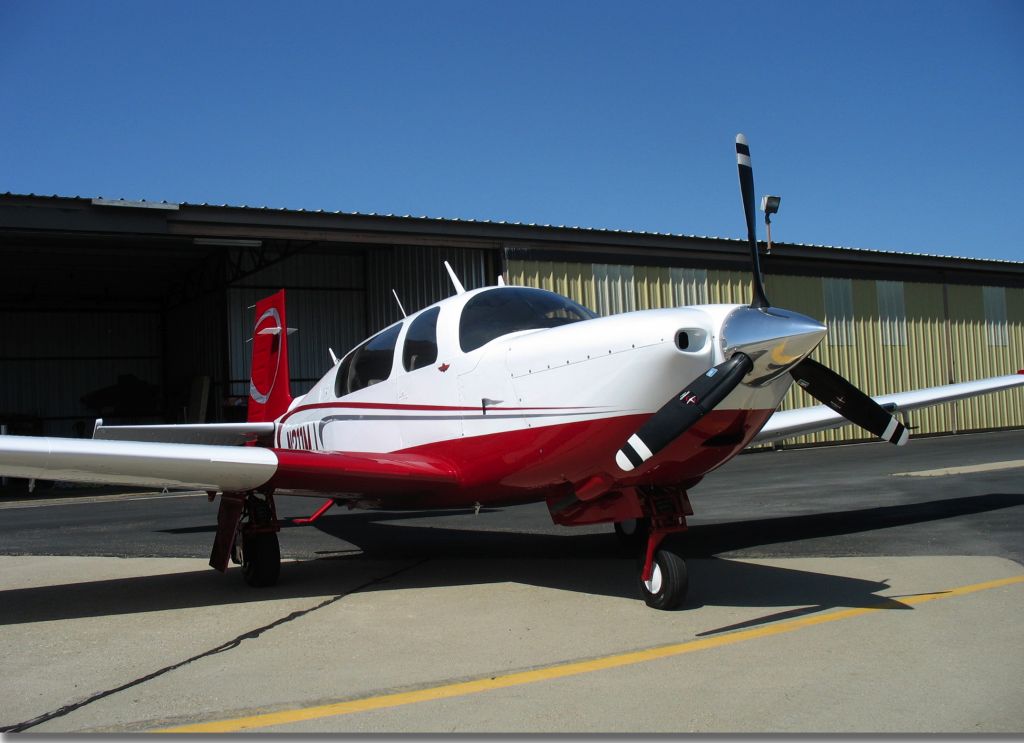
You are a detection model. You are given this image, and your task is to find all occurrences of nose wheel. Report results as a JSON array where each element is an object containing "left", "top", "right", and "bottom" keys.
[
  {"left": 631, "top": 487, "right": 693, "bottom": 610},
  {"left": 638, "top": 549, "right": 688, "bottom": 610}
]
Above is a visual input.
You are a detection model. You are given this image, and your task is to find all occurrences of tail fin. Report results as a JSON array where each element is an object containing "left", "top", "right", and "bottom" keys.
[{"left": 248, "top": 289, "right": 294, "bottom": 423}]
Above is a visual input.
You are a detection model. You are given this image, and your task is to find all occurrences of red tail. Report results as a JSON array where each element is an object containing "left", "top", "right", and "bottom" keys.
[{"left": 247, "top": 289, "right": 293, "bottom": 422}]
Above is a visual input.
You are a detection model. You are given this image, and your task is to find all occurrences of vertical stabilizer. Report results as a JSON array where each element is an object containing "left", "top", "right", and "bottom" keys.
[{"left": 248, "top": 289, "right": 294, "bottom": 422}]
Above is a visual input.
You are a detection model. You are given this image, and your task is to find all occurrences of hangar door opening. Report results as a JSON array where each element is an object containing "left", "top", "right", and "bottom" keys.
[{"left": 0, "top": 309, "right": 163, "bottom": 438}]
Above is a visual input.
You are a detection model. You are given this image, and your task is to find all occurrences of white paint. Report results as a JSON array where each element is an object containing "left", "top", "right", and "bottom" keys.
[{"left": 627, "top": 434, "right": 653, "bottom": 462}]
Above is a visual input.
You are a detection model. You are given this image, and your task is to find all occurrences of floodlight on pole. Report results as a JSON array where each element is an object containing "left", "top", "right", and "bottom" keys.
[{"left": 760, "top": 195, "right": 781, "bottom": 254}]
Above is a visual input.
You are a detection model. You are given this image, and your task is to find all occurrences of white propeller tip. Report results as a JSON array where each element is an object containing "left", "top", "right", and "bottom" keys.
[{"left": 615, "top": 450, "right": 635, "bottom": 472}]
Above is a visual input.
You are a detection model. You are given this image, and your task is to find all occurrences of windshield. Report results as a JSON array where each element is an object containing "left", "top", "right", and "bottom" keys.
[{"left": 459, "top": 287, "right": 595, "bottom": 353}]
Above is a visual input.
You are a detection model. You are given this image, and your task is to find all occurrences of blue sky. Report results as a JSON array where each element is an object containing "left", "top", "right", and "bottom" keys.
[{"left": 2, "top": 1, "right": 1022, "bottom": 261}]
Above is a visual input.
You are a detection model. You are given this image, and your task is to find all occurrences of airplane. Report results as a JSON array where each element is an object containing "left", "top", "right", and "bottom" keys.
[{"left": 1, "top": 134, "right": 1022, "bottom": 610}]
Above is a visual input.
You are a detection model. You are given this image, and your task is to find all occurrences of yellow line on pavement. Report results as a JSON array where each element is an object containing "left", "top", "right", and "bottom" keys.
[
  {"left": 892, "top": 459, "right": 1024, "bottom": 477},
  {"left": 153, "top": 574, "right": 1024, "bottom": 734}
]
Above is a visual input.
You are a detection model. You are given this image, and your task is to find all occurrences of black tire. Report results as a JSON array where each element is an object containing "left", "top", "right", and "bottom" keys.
[
  {"left": 241, "top": 531, "right": 281, "bottom": 587},
  {"left": 638, "top": 549, "right": 688, "bottom": 610},
  {"left": 614, "top": 518, "right": 650, "bottom": 552}
]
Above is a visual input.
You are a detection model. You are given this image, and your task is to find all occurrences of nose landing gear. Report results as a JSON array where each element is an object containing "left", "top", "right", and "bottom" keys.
[
  {"left": 639, "top": 546, "right": 689, "bottom": 610},
  {"left": 622, "top": 488, "right": 692, "bottom": 610}
]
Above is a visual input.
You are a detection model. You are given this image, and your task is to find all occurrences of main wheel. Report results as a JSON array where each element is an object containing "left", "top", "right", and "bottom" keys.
[
  {"left": 614, "top": 517, "right": 650, "bottom": 552},
  {"left": 241, "top": 531, "right": 281, "bottom": 587},
  {"left": 638, "top": 549, "right": 688, "bottom": 610}
]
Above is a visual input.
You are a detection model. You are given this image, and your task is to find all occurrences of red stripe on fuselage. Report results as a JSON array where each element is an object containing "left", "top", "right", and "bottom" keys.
[{"left": 269, "top": 408, "right": 774, "bottom": 509}]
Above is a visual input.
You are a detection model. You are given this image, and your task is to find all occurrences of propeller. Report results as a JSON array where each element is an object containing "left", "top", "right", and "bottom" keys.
[
  {"left": 615, "top": 352, "right": 753, "bottom": 472},
  {"left": 611, "top": 134, "right": 909, "bottom": 475},
  {"left": 736, "top": 133, "right": 908, "bottom": 448},
  {"left": 736, "top": 134, "right": 770, "bottom": 309},
  {"left": 789, "top": 357, "right": 908, "bottom": 445}
]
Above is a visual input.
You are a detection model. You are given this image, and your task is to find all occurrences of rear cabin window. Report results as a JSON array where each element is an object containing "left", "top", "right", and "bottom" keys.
[
  {"left": 403, "top": 307, "right": 440, "bottom": 371},
  {"left": 458, "top": 287, "right": 595, "bottom": 353},
  {"left": 334, "top": 323, "right": 402, "bottom": 396}
]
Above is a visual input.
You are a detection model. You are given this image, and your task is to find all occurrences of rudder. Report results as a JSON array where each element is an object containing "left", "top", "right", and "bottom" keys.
[{"left": 248, "top": 289, "right": 294, "bottom": 422}]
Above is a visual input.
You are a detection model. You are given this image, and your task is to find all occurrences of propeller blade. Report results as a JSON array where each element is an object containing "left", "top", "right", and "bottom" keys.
[
  {"left": 735, "top": 134, "right": 770, "bottom": 309},
  {"left": 615, "top": 353, "right": 754, "bottom": 472},
  {"left": 790, "top": 357, "right": 909, "bottom": 445}
]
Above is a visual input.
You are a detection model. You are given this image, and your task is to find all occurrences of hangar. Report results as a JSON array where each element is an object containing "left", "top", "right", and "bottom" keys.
[{"left": 0, "top": 192, "right": 1021, "bottom": 446}]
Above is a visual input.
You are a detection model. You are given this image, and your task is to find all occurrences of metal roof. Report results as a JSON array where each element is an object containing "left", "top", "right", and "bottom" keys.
[{"left": 3, "top": 191, "right": 1021, "bottom": 268}]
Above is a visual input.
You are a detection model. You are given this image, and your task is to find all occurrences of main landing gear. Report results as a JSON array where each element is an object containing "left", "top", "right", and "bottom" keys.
[
  {"left": 616, "top": 488, "right": 692, "bottom": 610},
  {"left": 236, "top": 492, "right": 281, "bottom": 587},
  {"left": 210, "top": 490, "right": 282, "bottom": 587}
]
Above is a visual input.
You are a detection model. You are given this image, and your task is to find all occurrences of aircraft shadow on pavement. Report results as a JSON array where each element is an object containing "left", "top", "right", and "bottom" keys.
[{"left": 1, "top": 491, "right": 1019, "bottom": 626}]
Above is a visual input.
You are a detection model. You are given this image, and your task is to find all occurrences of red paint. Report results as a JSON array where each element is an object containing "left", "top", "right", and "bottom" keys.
[
  {"left": 267, "top": 449, "right": 459, "bottom": 495},
  {"left": 641, "top": 530, "right": 669, "bottom": 582},
  {"left": 292, "top": 498, "right": 335, "bottom": 525},
  {"left": 547, "top": 488, "right": 645, "bottom": 526},
  {"left": 438, "top": 363, "right": 450, "bottom": 372},
  {"left": 248, "top": 290, "right": 293, "bottom": 423},
  {"left": 268, "top": 408, "right": 774, "bottom": 511}
]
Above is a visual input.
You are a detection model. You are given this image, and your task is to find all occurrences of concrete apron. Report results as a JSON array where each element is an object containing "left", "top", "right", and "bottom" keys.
[{"left": 1, "top": 553, "right": 1022, "bottom": 733}]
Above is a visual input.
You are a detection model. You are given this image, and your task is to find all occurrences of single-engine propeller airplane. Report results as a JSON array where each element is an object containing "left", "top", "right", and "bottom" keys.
[{"left": 1, "top": 135, "right": 1022, "bottom": 609}]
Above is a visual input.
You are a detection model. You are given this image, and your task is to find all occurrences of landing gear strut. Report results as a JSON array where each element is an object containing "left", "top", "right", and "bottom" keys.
[{"left": 633, "top": 488, "right": 692, "bottom": 610}]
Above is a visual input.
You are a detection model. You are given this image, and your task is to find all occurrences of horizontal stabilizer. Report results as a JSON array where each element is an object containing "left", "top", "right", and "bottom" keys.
[{"left": 94, "top": 422, "right": 275, "bottom": 446}]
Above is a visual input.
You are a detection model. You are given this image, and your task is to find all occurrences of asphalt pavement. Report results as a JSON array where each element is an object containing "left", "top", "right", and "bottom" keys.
[{"left": 0, "top": 429, "right": 1022, "bottom": 733}]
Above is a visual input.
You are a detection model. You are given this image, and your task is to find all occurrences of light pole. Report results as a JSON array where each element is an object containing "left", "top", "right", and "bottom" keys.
[{"left": 760, "top": 195, "right": 781, "bottom": 254}]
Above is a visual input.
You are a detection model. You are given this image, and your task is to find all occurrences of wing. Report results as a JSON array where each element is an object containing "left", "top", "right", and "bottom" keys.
[
  {"left": 753, "top": 372, "right": 1024, "bottom": 444},
  {"left": 0, "top": 436, "right": 459, "bottom": 494}
]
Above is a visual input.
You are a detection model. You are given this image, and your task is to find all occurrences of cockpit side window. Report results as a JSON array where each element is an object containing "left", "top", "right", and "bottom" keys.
[
  {"left": 334, "top": 322, "right": 402, "bottom": 396},
  {"left": 402, "top": 306, "right": 440, "bottom": 372},
  {"left": 459, "top": 287, "right": 595, "bottom": 353}
]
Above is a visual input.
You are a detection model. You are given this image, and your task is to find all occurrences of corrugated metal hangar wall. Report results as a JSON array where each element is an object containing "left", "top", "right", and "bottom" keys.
[
  {"left": 0, "top": 193, "right": 1019, "bottom": 446},
  {"left": 508, "top": 259, "right": 1024, "bottom": 445}
]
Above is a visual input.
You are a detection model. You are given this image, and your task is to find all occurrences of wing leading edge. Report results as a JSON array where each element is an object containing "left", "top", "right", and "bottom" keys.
[{"left": 754, "top": 371, "right": 1024, "bottom": 444}]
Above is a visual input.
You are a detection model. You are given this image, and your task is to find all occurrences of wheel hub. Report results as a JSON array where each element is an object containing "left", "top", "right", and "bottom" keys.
[{"left": 644, "top": 563, "right": 663, "bottom": 594}]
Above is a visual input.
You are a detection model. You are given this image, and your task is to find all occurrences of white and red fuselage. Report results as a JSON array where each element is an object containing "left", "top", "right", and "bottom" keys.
[{"left": 269, "top": 286, "right": 814, "bottom": 512}]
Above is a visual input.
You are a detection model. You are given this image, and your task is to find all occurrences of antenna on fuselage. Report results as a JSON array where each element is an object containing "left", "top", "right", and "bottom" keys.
[
  {"left": 444, "top": 261, "right": 466, "bottom": 295},
  {"left": 391, "top": 289, "right": 408, "bottom": 318},
  {"left": 497, "top": 274, "right": 506, "bottom": 286}
]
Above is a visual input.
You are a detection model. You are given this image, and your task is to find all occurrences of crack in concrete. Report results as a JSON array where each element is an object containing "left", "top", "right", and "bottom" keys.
[{"left": 0, "top": 558, "right": 428, "bottom": 733}]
